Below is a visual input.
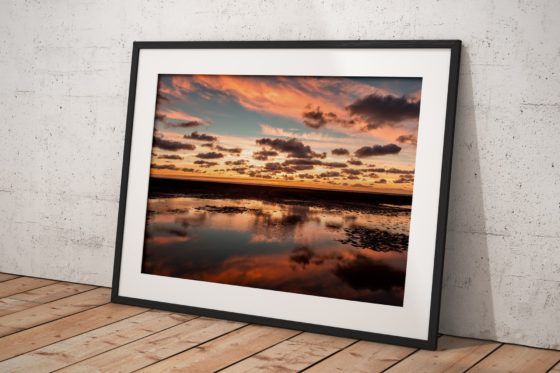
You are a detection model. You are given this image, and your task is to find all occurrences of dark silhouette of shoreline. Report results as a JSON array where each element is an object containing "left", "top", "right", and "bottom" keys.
[{"left": 148, "top": 176, "right": 413, "bottom": 207}]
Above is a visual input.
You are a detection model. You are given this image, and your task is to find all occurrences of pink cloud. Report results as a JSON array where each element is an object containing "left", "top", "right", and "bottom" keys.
[
  {"left": 169, "top": 75, "right": 383, "bottom": 128},
  {"left": 163, "top": 74, "right": 419, "bottom": 144}
]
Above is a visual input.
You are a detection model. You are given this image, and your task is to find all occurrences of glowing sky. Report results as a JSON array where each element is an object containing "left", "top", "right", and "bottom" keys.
[{"left": 150, "top": 74, "right": 422, "bottom": 195}]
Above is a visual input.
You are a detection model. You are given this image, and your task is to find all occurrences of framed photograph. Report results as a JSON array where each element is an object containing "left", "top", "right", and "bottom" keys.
[{"left": 112, "top": 40, "right": 461, "bottom": 349}]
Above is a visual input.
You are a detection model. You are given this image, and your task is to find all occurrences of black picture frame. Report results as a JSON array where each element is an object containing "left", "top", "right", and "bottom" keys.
[{"left": 111, "top": 40, "right": 461, "bottom": 350}]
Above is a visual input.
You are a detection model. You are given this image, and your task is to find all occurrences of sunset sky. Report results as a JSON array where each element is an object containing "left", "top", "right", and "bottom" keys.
[{"left": 150, "top": 74, "right": 422, "bottom": 194}]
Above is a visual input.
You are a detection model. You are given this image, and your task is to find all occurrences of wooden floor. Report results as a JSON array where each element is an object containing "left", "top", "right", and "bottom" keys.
[{"left": 0, "top": 274, "right": 558, "bottom": 372}]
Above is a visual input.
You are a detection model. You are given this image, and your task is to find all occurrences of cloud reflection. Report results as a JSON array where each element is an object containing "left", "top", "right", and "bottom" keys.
[{"left": 142, "top": 192, "right": 409, "bottom": 306}]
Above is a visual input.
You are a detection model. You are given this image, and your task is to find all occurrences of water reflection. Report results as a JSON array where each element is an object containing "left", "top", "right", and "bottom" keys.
[{"left": 142, "top": 192, "right": 410, "bottom": 306}]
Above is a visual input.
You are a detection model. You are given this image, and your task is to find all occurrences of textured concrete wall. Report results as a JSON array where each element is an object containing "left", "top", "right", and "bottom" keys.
[{"left": 0, "top": 0, "right": 558, "bottom": 349}]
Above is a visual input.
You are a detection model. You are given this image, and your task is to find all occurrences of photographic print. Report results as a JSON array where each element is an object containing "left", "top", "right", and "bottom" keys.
[
  {"left": 142, "top": 74, "right": 421, "bottom": 307},
  {"left": 113, "top": 41, "right": 460, "bottom": 349}
]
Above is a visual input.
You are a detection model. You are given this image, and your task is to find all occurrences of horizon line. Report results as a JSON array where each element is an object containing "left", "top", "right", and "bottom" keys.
[{"left": 150, "top": 173, "right": 413, "bottom": 197}]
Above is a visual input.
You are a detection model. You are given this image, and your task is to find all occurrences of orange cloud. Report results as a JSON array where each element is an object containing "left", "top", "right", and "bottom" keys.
[
  {"left": 167, "top": 75, "right": 416, "bottom": 142},
  {"left": 159, "top": 109, "right": 208, "bottom": 124}
]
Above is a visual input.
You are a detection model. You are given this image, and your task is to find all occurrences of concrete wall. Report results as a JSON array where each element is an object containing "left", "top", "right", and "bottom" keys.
[{"left": 1, "top": 0, "right": 558, "bottom": 349}]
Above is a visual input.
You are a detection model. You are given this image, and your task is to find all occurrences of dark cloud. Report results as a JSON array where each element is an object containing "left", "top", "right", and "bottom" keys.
[
  {"left": 322, "top": 162, "right": 348, "bottom": 168},
  {"left": 181, "top": 167, "right": 195, "bottom": 172},
  {"left": 195, "top": 152, "right": 224, "bottom": 159},
  {"left": 375, "top": 179, "right": 387, "bottom": 184},
  {"left": 154, "top": 112, "right": 166, "bottom": 122},
  {"left": 230, "top": 167, "right": 247, "bottom": 174},
  {"left": 302, "top": 106, "right": 328, "bottom": 129},
  {"left": 158, "top": 154, "right": 183, "bottom": 160},
  {"left": 292, "top": 165, "right": 314, "bottom": 171},
  {"left": 396, "top": 134, "right": 418, "bottom": 145},
  {"left": 264, "top": 162, "right": 282, "bottom": 171},
  {"left": 153, "top": 136, "right": 196, "bottom": 151},
  {"left": 365, "top": 166, "right": 414, "bottom": 174},
  {"left": 253, "top": 150, "right": 279, "bottom": 161},
  {"left": 225, "top": 159, "right": 248, "bottom": 166},
  {"left": 385, "top": 167, "right": 415, "bottom": 174},
  {"left": 151, "top": 163, "right": 178, "bottom": 170},
  {"left": 347, "top": 159, "right": 363, "bottom": 166},
  {"left": 194, "top": 160, "right": 219, "bottom": 167},
  {"left": 256, "top": 138, "right": 325, "bottom": 159},
  {"left": 201, "top": 143, "right": 214, "bottom": 148},
  {"left": 156, "top": 92, "right": 169, "bottom": 104},
  {"left": 298, "top": 173, "right": 315, "bottom": 179},
  {"left": 168, "top": 121, "right": 204, "bottom": 128},
  {"left": 302, "top": 106, "right": 355, "bottom": 129},
  {"left": 319, "top": 171, "right": 341, "bottom": 178},
  {"left": 331, "top": 148, "right": 350, "bottom": 156},
  {"left": 393, "top": 174, "right": 414, "bottom": 184},
  {"left": 347, "top": 94, "right": 420, "bottom": 129},
  {"left": 282, "top": 159, "right": 323, "bottom": 171},
  {"left": 184, "top": 131, "right": 217, "bottom": 142},
  {"left": 342, "top": 169, "right": 362, "bottom": 176},
  {"left": 263, "top": 162, "right": 296, "bottom": 174},
  {"left": 354, "top": 144, "right": 401, "bottom": 158},
  {"left": 216, "top": 145, "right": 242, "bottom": 155}
]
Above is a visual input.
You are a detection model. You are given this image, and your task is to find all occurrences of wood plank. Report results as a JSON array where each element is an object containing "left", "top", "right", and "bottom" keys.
[
  {"left": 0, "top": 282, "right": 96, "bottom": 317},
  {"left": 58, "top": 317, "right": 245, "bottom": 372},
  {"left": 0, "top": 287, "right": 110, "bottom": 337},
  {"left": 0, "top": 274, "right": 18, "bottom": 283},
  {"left": 0, "top": 277, "right": 57, "bottom": 298},
  {"left": 221, "top": 332, "right": 355, "bottom": 372},
  {"left": 9, "top": 282, "right": 96, "bottom": 303},
  {"left": 386, "top": 336, "right": 500, "bottom": 373},
  {"left": 0, "top": 310, "right": 195, "bottom": 373},
  {"left": 306, "top": 340, "right": 416, "bottom": 372},
  {"left": 0, "top": 298, "right": 38, "bottom": 319},
  {"left": 0, "top": 302, "right": 146, "bottom": 361},
  {"left": 139, "top": 324, "right": 300, "bottom": 372},
  {"left": 550, "top": 361, "right": 560, "bottom": 372},
  {"left": 469, "top": 344, "right": 560, "bottom": 372},
  {"left": 0, "top": 324, "right": 20, "bottom": 337}
]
